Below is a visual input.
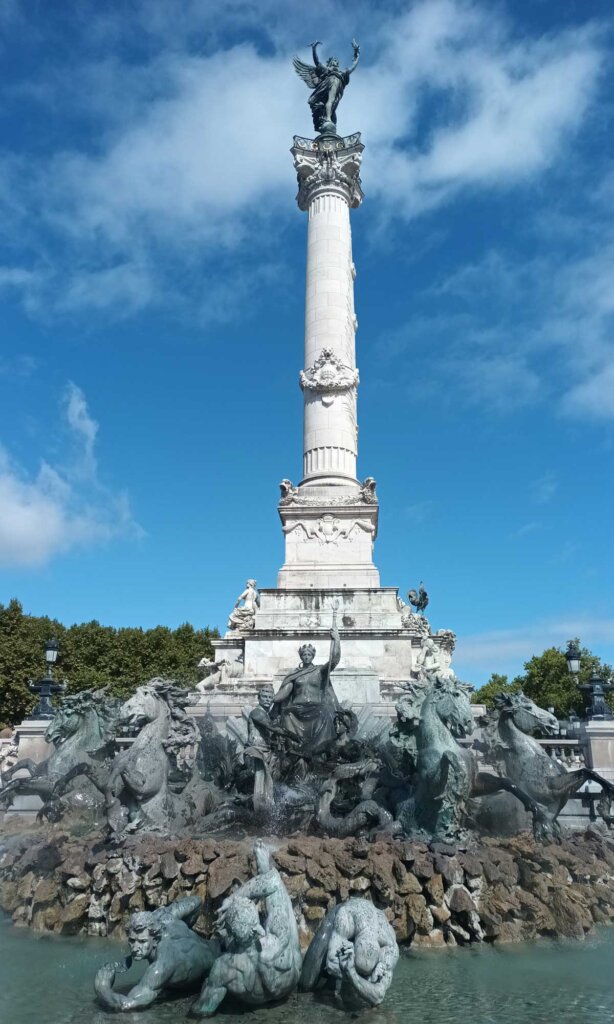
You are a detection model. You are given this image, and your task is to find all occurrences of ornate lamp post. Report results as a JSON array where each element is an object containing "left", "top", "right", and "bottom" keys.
[
  {"left": 27, "top": 638, "right": 67, "bottom": 719},
  {"left": 580, "top": 672, "right": 614, "bottom": 721},
  {"left": 565, "top": 640, "right": 581, "bottom": 677},
  {"left": 565, "top": 640, "right": 613, "bottom": 721}
]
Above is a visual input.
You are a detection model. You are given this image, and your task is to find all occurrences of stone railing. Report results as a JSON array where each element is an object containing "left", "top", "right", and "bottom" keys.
[{"left": 537, "top": 738, "right": 585, "bottom": 769}]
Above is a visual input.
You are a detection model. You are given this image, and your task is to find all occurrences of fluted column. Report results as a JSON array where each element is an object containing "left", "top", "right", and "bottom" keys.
[{"left": 292, "top": 133, "right": 364, "bottom": 489}]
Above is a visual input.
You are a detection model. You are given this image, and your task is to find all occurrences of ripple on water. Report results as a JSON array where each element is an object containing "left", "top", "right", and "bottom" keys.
[{"left": 2, "top": 917, "right": 614, "bottom": 1024}]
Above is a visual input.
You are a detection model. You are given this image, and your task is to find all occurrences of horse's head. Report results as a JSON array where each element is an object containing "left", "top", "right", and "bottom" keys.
[
  {"left": 120, "top": 678, "right": 194, "bottom": 740},
  {"left": 493, "top": 691, "right": 559, "bottom": 737},
  {"left": 431, "top": 677, "right": 474, "bottom": 738},
  {"left": 120, "top": 685, "right": 164, "bottom": 728},
  {"left": 45, "top": 704, "right": 74, "bottom": 746},
  {"left": 45, "top": 688, "right": 118, "bottom": 750}
]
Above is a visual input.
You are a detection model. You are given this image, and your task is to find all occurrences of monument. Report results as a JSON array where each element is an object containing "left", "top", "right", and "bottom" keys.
[
  {"left": 5, "top": 41, "right": 614, "bottom": 980},
  {"left": 209, "top": 40, "right": 449, "bottom": 719}
]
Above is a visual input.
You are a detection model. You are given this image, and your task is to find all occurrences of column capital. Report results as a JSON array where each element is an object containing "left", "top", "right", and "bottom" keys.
[{"left": 291, "top": 132, "right": 364, "bottom": 211}]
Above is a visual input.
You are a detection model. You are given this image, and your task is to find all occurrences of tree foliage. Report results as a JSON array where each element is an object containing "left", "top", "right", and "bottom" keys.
[
  {"left": 471, "top": 673, "right": 521, "bottom": 709},
  {"left": 472, "top": 640, "right": 613, "bottom": 718},
  {"left": 0, "top": 599, "right": 218, "bottom": 725},
  {"left": 514, "top": 641, "right": 612, "bottom": 719}
]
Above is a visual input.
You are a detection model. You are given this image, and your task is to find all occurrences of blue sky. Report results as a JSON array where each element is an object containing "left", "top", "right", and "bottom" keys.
[{"left": 0, "top": 0, "right": 613, "bottom": 685}]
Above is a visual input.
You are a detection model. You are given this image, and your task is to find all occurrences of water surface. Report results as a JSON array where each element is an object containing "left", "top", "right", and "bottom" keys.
[{"left": 2, "top": 916, "right": 614, "bottom": 1024}]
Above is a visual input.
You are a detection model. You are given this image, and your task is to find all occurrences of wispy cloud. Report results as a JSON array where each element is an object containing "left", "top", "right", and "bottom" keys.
[
  {"left": 455, "top": 616, "right": 614, "bottom": 681},
  {"left": 0, "top": 353, "right": 38, "bottom": 378},
  {"left": 562, "top": 360, "right": 614, "bottom": 421},
  {"left": 378, "top": 174, "right": 614, "bottom": 426},
  {"left": 0, "top": 384, "right": 142, "bottom": 568},
  {"left": 404, "top": 499, "right": 438, "bottom": 523},
  {"left": 530, "top": 472, "right": 558, "bottom": 504},
  {"left": 513, "top": 521, "right": 542, "bottom": 539}
]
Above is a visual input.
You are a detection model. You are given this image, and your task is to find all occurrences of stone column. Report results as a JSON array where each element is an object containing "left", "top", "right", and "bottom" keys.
[
  {"left": 277, "top": 133, "right": 379, "bottom": 590},
  {"left": 292, "top": 133, "right": 364, "bottom": 490}
]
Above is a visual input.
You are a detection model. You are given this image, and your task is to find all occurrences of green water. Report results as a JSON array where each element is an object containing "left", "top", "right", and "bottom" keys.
[{"left": 2, "top": 916, "right": 614, "bottom": 1024}]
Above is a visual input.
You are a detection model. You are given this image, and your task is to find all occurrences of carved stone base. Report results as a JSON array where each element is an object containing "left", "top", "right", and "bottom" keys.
[
  {"left": 204, "top": 586, "right": 429, "bottom": 728},
  {"left": 277, "top": 491, "right": 379, "bottom": 589}
]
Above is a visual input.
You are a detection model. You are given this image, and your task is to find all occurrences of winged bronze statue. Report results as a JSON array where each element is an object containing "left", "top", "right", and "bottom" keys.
[{"left": 293, "top": 39, "right": 360, "bottom": 136}]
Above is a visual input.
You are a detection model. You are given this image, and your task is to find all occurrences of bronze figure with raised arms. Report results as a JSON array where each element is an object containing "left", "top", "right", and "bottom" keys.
[{"left": 293, "top": 39, "right": 360, "bottom": 135}]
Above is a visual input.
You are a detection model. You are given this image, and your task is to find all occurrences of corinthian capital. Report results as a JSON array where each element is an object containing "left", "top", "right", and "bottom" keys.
[{"left": 291, "top": 133, "right": 364, "bottom": 211}]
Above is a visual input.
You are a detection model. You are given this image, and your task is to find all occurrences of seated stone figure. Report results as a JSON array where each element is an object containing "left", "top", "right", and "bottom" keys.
[
  {"left": 271, "top": 628, "right": 341, "bottom": 757},
  {"left": 191, "top": 840, "right": 301, "bottom": 1017},
  {"left": 94, "top": 896, "right": 220, "bottom": 1012},
  {"left": 300, "top": 897, "right": 399, "bottom": 1008}
]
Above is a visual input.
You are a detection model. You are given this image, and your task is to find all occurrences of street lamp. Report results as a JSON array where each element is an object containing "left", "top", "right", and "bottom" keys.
[
  {"left": 565, "top": 640, "right": 614, "bottom": 721},
  {"left": 44, "top": 637, "right": 60, "bottom": 671},
  {"left": 27, "top": 637, "right": 67, "bottom": 719},
  {"left": 580, "top": 672, "right": 614, "bottom": 721},
  {"left": 565, "top": 640, "right": 581, "bottom": 677}
]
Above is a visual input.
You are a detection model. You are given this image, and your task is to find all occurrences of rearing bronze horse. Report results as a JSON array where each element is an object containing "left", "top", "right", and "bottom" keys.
[{"left": 477, "top": 691, "right": 614, "bottom": 830}]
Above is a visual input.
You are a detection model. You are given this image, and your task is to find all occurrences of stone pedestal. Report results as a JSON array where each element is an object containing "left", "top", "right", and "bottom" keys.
[
  {"left": 12, "top": 718, "right": 53, "bottom": 764},
  {"left": 2, "top": 718, "right": 52, "bottom": 817},
  {"left": 581, "top": 720, "right": 614, "bottom": 782},
  {"left": 209, "top": 589, "right": 449, "bottom": 730}
]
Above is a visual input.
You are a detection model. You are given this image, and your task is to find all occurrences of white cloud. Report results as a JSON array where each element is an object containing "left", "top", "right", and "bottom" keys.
[
  {"left": 63, "top": 381, "right": 99, "bottom": 478},
  {"left": 455, "top": 617, "right": 614, "bottom": 682},
  {"left": 0, "top": 385, "right": 141, "bottom": 568},
  {"left": 58, "top": 264, "right": 155, "bottom": 317},
  {"left": 351, "top": 6, "right": 602, "bottom": 216},
  {"left": 383, "top": 195, "right": 614, "bottom": 423},
  {"left": 0, "top": 1, "right": 604, "bottom": 316},
  {"left": 561, "top": 359, "right": 614, "bottom": 422},
  {"left": 456, "top": 353, "right": 542, "bottom": 412}
]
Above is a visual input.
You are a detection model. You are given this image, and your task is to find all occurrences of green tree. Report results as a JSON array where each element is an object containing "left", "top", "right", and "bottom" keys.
[
  {"left": 512, "top": 639, "right": 612, "bottom": 719},
  {"left": 0, "top": 599, "right": 66, "bottom": 724},
  {"left": 0, "top": 599, "right": 219, "bottom": 724},
  {"left": 471, "top": 673, "right": 522, "bottom": 709}
]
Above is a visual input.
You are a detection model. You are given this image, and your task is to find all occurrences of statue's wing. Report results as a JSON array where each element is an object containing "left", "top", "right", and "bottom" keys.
[{"left": 292, "top": 56, "right": 321, "bottom": 88}]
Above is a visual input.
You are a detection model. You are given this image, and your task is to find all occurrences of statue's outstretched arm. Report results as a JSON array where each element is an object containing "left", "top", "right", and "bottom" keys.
[
  {"left": 347, "top": 39, "right": 360, "bottom": 75},
  {"left": 311, "top": 40, "right": 323, "bottom": 67},
  {"left": 325, "top": 630, "right": 341, "bottom": 674},
  {"left": 167, "top": 894, "right": 202, "bottom": 926},
  {"left": 95, "top": 962, "right": 166, "bottom": 1012}
]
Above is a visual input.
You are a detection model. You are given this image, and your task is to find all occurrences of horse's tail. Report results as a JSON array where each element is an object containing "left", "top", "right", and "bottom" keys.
[{"left": 299, "top": 904, "right": 340, "bottom": 991}]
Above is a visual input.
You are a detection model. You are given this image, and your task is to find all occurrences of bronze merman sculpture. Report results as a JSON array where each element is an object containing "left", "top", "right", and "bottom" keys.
[
  {"left": 192, "top": 840, "right": 302, "bottom": 1016},
  {"left": 94, "top": 897, "right": 220, "bottom": 1011}
]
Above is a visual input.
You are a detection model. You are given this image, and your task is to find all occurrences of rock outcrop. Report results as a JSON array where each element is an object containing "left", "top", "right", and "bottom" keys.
[{"left": 1, "top": 824, "right": 614, "bottom": 947}]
